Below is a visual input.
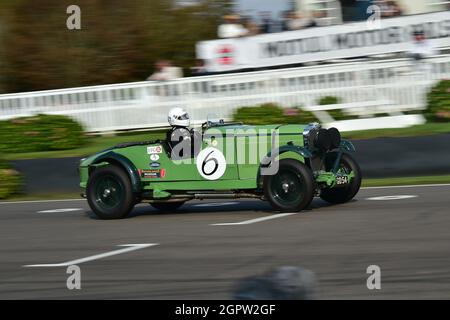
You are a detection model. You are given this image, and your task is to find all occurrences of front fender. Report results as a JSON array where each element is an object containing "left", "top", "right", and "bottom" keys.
[
  {"left": 340, "top": 139, "right": 356, "bottom": 152},
  {"left": 257, "top": 145, "right": 312, "bottom": 187},
  {"left": 90, "top": 151, "right": 141, "bottom": 193},
  {"left": 261, "top": 144, "right": 312, "bottom": 168}
]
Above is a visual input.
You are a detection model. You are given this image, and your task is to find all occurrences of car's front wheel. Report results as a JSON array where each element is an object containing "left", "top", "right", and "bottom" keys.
[
  {"left": 87, "top": 165, "right": 135, "bottom": 219},
  {"left": 320, "top": 152, "right": 362, "bottom": 204},
  {"left": 263, "top": 159, "right": 315, "bottom": 212}
]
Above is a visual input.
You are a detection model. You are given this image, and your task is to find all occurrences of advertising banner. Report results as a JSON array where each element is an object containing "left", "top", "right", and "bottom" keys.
[{"left": 197, "top": 11, "right": 450, "bottom": 72}]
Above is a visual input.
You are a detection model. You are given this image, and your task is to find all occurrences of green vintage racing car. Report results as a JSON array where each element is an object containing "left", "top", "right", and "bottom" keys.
[{"left": 79, "top": 121, "right": 361, "bottom": 219}]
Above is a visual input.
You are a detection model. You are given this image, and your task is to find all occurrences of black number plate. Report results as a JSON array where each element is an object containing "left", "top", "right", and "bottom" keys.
[{"left": 336, "top": 175, "right": 349, "bottom": 185}]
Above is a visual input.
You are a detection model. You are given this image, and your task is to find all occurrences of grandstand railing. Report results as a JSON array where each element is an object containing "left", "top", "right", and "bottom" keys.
[{"left": 0, "top": 55, "right": 449, "bottom": 133}]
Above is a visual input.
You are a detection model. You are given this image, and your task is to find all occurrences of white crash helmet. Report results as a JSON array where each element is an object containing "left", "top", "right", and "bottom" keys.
[{"left": 168, "top": 107, "right": 190, "bottom": 127}]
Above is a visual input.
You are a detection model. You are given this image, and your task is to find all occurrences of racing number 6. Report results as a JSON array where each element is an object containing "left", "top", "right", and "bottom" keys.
[
  {"left": 202, "top": 150, "right": 219, "bottom": 176},
  {"left": 196, "top": 147, "right": 227, "bottom": 181}
]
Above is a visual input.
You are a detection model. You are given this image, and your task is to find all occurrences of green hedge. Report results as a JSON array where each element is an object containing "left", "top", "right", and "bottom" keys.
[
  {"left": 318, "top": 96, "right": 340, "bottom": 105},
  {"left": 0, "top": 114, "right": 87, "bottom": 153},
  {"left": 0, "top": 160, "right": 21, "bottom": 199},
  {"left": 232, "top": 103, "right": 318, "bottom": 125},
  {"left": 317, "top": 96, "right": 353, "bottom": 121},
  {"left": 426, "top": 80, "right": 450, "bottom": 122}
]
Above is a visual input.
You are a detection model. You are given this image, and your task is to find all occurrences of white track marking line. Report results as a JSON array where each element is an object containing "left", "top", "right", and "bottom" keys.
[
  {"left": 211, "top": 212, "right": 299, "bottom": 226},
  {"left": 366, "top": 195, "right": 417, "bottom": 201},
  {"left": 23, "top": 243, "right": 158, "bottom": 267},
  {"left": 37, "top": 208, "right": 83, "bottom": 213},
  {"left": 0, "top": 199, "right": 85, "bottom": 205}
]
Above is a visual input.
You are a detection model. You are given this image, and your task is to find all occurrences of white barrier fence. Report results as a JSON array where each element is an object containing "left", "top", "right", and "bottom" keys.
[{"left": 0, "top": 55, "right": 449, "bottom": 133}]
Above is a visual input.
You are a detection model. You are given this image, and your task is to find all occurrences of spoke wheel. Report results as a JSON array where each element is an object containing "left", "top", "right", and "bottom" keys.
[
  {"left": 94, "top": 175, "right": 125, "bottom": 211},
  {"left": 87, "top": 165, "right": 135, "bottom": 219},
  {"left": 320, "top": 152, "right": 362, "bottom": 204},
  {"left": 270, "top": 168, "right": 306, "bottom": 207},
  {"left": 264, "top": 159, "right": 315, "bottom": 212}
]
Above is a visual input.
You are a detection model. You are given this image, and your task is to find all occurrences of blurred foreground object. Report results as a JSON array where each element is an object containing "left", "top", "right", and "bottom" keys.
[{"left": 233, "top": 266, "right": 317, "bottom": 300}]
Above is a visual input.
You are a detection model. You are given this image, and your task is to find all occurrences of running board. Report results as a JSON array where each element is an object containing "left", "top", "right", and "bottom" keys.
[
  {"left": 141, "top": 192, "right": 262, "bottom": 201},
  {"left": 193, "top": 193, "right": 262, "bottom": 200}
]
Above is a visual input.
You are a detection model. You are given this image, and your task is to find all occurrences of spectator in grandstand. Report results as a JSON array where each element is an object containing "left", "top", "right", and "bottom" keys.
[
  {"left": 280, "top": 10, "right": 291, "bottom": 32},
  {"left": 310, "top": 9, "right": 327, "bottom": 27},
  {"left": 190, "top": 60, "right": 210, "bottom": 77},
  {"left": 244, "top": 17, "right": 260, "bottom": 36},
  {"left": 408, "top": 30, "right": 438, "bottom": 73},
  {"left": 378, "top": 0, "right": 403, "bottom": 18},
  {"left": 259, "top": 11, "right": 273, "bottom": 34},
  {"left": 147, "top": 60, "right": 183, "bottom": 81},
  {"left": 287, "top": 11, "right": 313, "bottom": 31},
  {"left": 218, "top": 14, "right": 248, "bottom": 39},
  {"left": 279, "top": 10, "right": 315, "bottom": 32},
  {"left": 409, "top": 30, "right": 437, "bottom": 61}
]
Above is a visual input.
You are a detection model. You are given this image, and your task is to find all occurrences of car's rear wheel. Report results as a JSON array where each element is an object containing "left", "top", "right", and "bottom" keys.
[
  {"left": 320, "top": 152, "right": 362, "bottom": 204},
  {"left": 150, "top": 202, "right": 185, "bottom": 212},
  {"left": 263, "top": 159, "right": 315, "bottom": 212},
  {"left": 87, "top": 165, "right": 135, "bottom": 219}
]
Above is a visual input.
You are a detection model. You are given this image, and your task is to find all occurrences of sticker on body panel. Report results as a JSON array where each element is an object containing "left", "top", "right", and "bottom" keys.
[
  {"left": 196, "top": 147, "right": 226, "bottom": 180},
  {"left": 147, "top": 146, "right": 162, "bottom": 154},
  {"left": 140, "top": 169, "right": 166, "bottom": 178},
  {"left": 150, "top": 154, "right": 160, "bottom": 161},
  {"left": 150, "top": 162, "right": 161, "bottom": 168}
]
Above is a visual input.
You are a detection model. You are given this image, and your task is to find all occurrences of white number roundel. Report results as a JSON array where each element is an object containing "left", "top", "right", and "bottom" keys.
[{"left": 196, "top": 147, "right": 227, "bottom": 180}]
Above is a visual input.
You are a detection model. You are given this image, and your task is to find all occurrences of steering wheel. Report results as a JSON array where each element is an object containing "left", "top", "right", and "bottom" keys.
[{"left": 201, "top": 121, "right": 211, "bottom": 132}]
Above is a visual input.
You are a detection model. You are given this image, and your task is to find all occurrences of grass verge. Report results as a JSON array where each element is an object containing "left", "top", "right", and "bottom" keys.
[
  {"left": 361, "top": 175, "right": 450, "bottom": 187},
  {"left": 342, "top": 122, "right": 450, "bottom": 140},
  {"left": 1, "top": 131, "right": 166, "bottom": 161},
  {"left": 0, "top": 192, "right": 83, "bottom": 202}
]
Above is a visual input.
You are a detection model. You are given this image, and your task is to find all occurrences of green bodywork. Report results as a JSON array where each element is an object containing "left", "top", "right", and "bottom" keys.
[{"left": 79, "top": 123, "right": 355, "bottom": 199}]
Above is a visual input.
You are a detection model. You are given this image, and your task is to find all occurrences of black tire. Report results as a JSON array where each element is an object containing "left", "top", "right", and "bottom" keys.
[
  {"left": 263, "top": 159, "right": 315, "bottom": 212},
  {"left": 150, "top": 202, "right": 185, "bottom": 212},
  {"left": 86, "top": 165, "right": 135, "bottom": 219},
  {"left": 320, "top": 152, "right": 362, "bottom": 204}
]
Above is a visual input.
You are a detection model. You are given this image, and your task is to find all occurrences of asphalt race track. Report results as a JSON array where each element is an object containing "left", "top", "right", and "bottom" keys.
[{"left": 1, "top": 184, "right": 450, "bottom": 299}]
